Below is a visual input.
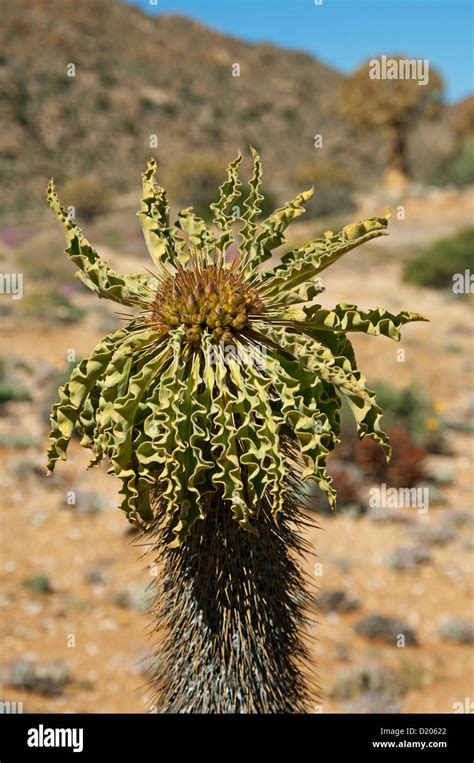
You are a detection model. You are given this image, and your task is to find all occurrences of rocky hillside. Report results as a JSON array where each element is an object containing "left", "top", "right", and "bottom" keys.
[
  {"left": 0, "top": 0, "right": 386, "bottom": 216},
  {"left": 0, "top": 0, "right": 459, "bottom": 218}
]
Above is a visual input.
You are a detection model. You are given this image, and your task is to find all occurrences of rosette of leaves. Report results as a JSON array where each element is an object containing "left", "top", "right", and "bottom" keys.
[{"left": 47, "top": 150, "right": 425, "bottom": 713}]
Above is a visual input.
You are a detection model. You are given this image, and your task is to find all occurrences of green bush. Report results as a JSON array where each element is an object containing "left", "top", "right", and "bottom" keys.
[
  {"left": 341, "top": 381, "right": 443, "bottom": 450},
  {"left": 0, "top": 381, "right": 31, "bottom": 405},
  {"left": 372, "top": 382, "right": 431, "bottom": 437},
  {"left": 0, "top": 432, "right": 37, "bottom": 449},
  {"left": 403, "top": 228, "right": 473, "bottom": 289},
  {"left": 23, "top": 575, "right": 53, "bottom": 594},
  {"left": 0, "top": 356, "right": 31, "bottom": 405},
  {"left": 370, "top": 381, "right": 447, "bottom": 452}
]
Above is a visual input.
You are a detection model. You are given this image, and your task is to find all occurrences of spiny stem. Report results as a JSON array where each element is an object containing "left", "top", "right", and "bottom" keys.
[{"left": 141, "top": 485, "right": 319, "bottom": 713}]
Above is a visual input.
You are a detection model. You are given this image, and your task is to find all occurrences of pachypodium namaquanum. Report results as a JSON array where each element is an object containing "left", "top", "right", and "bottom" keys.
[{"left": 47, "top": 150, "right": 425, "bottom": 713}]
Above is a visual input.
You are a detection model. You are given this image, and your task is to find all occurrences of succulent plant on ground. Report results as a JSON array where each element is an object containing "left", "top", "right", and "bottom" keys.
[{"left": 47, "top": 149, "right": 425, "bottom": 713}]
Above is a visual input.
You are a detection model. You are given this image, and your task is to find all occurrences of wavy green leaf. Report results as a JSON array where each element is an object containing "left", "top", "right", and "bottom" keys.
[{"left": 48, "top": 180, "right": 152, "bottom": 306}]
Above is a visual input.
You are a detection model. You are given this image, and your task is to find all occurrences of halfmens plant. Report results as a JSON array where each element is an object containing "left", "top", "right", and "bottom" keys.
[{"left": 47, "top": 150, "right": 425, "bottom": 712}]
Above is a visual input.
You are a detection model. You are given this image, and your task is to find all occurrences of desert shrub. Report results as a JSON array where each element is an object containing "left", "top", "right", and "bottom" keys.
[
  {"left": 0, "top": 381, "right": 31, "bottom": 405},
  {"left": 0, "top": 356, "right": 31, "bottom": 405},
  {"left": 403, "top": 228, "right": 473, "bottom": 289},
  {"left": 282, "top": 108, "right": 298, "bottom": 121},
  {"left": 340, "top": 382, "right": 444, "bottom": 452},
  {"left": 355, "top": 425, "right": 426, "bottom": 487},
  {"left": 60, "top": 176, "right": 111, "bottom": 222},
  {"left": 371, "top": 382, "right": 434, "bottom": 445},
  {"left": 331, "top": 662, "right": 404, "bottom": 702},
  {"left": 23, "top": 575, "right": 53, "bottom": 594},
  {"left": 0, "top": 431, "right": 37, "bottom": 449},
  {"left": 317, "top": 424, "right": 427, "bottom": 506},
  {"left": 2, "top": 660, "right": 70, "bottom": 696},
  {"left": 331, "top": 470, "right": 360, "bottom": 506},
  {"left": 294, "top": 161, "right": 356, "bottom": 218}
]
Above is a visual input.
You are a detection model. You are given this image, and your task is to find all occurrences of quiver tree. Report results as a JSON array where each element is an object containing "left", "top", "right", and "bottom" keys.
[
  {"left": 341, "top": 55, "right": 443, "bottom": 183},
  {"left": 47, "top": 150, "right": 425, "bottom": 713}
]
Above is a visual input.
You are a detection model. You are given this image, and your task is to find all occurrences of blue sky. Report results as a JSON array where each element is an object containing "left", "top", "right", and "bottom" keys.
[{"left": 127, "top": 0, "right": 473, "bottom": 102}]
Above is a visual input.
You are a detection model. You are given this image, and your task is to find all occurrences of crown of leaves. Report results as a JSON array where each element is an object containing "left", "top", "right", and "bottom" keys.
[{"left": 47, "top": 150, "right": 425, "bottom": 545}]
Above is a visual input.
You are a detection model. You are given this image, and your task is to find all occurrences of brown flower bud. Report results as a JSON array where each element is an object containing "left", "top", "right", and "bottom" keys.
[{"left": 188, "top": 294, "right": 198, "bottom": 310}]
